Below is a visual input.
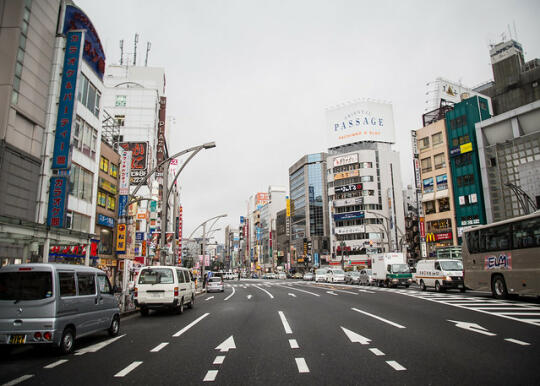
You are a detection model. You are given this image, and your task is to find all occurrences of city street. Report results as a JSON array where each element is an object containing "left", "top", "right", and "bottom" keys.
[{"left": 1, "top": 279, "right": 539, "bottom": 385}]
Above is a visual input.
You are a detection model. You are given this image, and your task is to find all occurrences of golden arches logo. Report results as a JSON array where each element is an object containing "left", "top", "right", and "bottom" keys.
[{"left": 426, "top": 233, "right": 436, "bottom": 243}]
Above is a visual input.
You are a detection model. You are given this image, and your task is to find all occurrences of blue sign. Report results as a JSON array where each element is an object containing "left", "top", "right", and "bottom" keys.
[
  {"left": 63, "top": 5, "right": 106, "bottom": 80},
  {"left": 97, "top": 214, "right": 114, "bottom": 228},
  {"left": 47, "top": 177, "right": 69, "bottom": 227},
  {"left": 51, "top": 31, "right": 82, "bottom": 170},
  {"left": 118, "top": 195, "right": 128, "bottom": 217},
  {"left": 333, "top": 211, "right": 365, "bottom": 221},
  {"left": 314, "top": 253, "right": 320, "bottom": 267},
  {"left": 135, "top": 232, "right": 145, "bottom": 242},
  {"left": 240, "top": 216, "right": 245, "bottom": 224}
]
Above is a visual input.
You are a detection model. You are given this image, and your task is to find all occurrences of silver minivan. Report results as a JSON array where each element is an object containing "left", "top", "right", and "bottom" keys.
[{"left": 0, "top": 263, "right": 120, "bottom": 355}]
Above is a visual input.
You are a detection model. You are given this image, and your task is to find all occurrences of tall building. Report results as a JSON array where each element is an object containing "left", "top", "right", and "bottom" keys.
[
  {"left": 288, "top": 153, "right": 329, "bottom": 270},
  {"left": 445, "top": 95, "right": 491, "bottom": 237},
  {"left": 326, "top": 100, "right": 405, "bottom": 268}
]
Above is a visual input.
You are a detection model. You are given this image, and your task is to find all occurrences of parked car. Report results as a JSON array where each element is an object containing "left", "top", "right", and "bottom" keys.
[
  {"left": 303, "top": 272, "right": 314, "bottom": 281},
  {"left": 345, "top": 271, "right": 361, "bottom": 285},
  {"left": 315, "top": 268, "right": 328, "bottom": 282},
  {"left": 251, "top": 273, "right": 259, "bottom": 279},
  {"left": 277, "top": 272, "right": 287, "bottom": 280},
  {"left": 359, "top": 269, "right": 375, "bottom": 286},
  {"left": 207, "top": 276, "right": 225, "bottom": 292},
  {"left": 293, "top": 272, "right": 303, "bottom": 279},
  {"left": 135, "top": 266, "right": 195, "bottom": 316},
  {"left": 0, "top": 263, "right": 120, "bottom": 355},
  {"left": 326, "top": 269, "right": 346, "bottom": 283}
]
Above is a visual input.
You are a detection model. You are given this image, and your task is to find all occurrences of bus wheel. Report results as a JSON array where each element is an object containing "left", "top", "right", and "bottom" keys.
[
  {"left": 491, "top": 275, "right": 508, "bottom": 299},
  {"left": 420, "top": 280, "right": 426, "bottom": 291}
]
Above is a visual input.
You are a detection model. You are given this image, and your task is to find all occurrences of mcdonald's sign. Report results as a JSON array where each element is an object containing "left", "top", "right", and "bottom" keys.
[{"left": 426, "top": 233, "right": 436, "bottom": 243}]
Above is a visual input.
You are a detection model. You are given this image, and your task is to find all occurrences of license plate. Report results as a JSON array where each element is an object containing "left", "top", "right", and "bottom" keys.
[
  {"left": 9, "top": 334, "right": 26, "bottom": 344},
  {"left": 151, "top": 292, "right": 162, "bottom": 298}
]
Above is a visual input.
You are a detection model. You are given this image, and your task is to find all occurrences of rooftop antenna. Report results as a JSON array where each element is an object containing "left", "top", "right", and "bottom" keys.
[
  {"left": 508, "top": 24, "right": 512, "bottom": 40},
  {"left": 513, "top": 20, "right": 518, "bottom": 41},
  {"left": 133, "top": 33, "right": 139, "bottom": 66},
  {"left": 119, "top": 39, "right": 124, "bottom": 65},
  {"left": 145, "top": 42, "right": 151, "bottom": 67}
]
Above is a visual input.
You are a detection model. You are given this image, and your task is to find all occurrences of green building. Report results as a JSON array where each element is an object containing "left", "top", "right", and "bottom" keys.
[{"left": 445, "top": 96, "right": 491, "bottom": 239}]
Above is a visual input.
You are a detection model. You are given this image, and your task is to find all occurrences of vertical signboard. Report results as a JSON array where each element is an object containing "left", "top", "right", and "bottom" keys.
[
  {"left": 116, "top": 223, "right": 127, "bottom": 253},
  {"left": 285, "top": 197, "right": 291, "bottom": 238},
  {"left": 118, "top": 150, "right": 131, "bottom": 218},
  {"left": 157, "top": 97, "right": 167, "bottom": 171},
  {"left": 47, "top": 177, "right": 69, "bottom": 227},
  {"left": 51, "top": 30, "right": 83, "bottom": 170},
  {"left": 119, "top": 142, "right": 148, "bottom": 184},
  {"left": 177, "top": 206, "right": 183, "bottom": 264}
]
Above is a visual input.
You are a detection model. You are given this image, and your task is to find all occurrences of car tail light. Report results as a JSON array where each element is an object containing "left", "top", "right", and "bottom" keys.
[
  {"left": 19, "top": 267, "right": 32, "bottom": 271},
  {"left": 174, "top": 287, "right": 179, "bottom": 296},
  {"left": 43, "top": 331, "right": 52, "bottom": 341},
  {"left": 134, "top": 288, "right": 138, "bottom": 298},
  {"left": 34, "top": 332, "right": 42, "bottom": 340}
]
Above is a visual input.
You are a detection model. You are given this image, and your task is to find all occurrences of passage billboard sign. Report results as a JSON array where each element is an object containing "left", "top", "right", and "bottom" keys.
[{"left": 327, "top": 100, "right": 395, "bottom": 148}]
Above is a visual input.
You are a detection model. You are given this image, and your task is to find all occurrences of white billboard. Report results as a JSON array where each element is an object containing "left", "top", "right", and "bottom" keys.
[
  {"left": 327, "top": 100, "right": 395, "bottom": 148},
  {"left": 333, "top": 153, "right": 358, "bottom": 167}
]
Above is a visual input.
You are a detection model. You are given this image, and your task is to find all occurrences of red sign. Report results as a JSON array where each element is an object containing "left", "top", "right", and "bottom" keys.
[
  {"left": 157, "top": 97, "right": 166, "bottom": 167},
  {"left": 119, "top": 142, "right": 148, "bottom": 184},
  {"left": 419, "top": 217, "right": 425, "bottom": 238},
  {"left": 435, "top": 232, "right": 452, "bottom": 241}
]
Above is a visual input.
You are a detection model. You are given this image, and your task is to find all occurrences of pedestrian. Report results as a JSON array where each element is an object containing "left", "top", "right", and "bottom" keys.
[
  {"left": 238, "top": 271, "right": 241, "bottom": 281},
  {"left": 203, "top": 272, "right": 208, "bottom": 289}
]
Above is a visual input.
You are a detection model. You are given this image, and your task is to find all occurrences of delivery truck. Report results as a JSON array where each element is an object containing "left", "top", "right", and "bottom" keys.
[{"left": 371, "top": 253, "right": 413, "bottom": 288}]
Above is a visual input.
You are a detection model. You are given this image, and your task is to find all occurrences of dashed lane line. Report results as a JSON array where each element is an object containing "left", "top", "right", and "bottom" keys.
[
  {"left": 386, "top": 360, "right": 407, "bottom": 371},
  {"left": 114, "top": 361, "right": 143, "bottom": 377},
  {"left": 352, "top": 308, "right": 406, "bottom": 329},
  {"left": 279, "top": 311, "right": 293, "bottom": 334},
  {"left": 44, "top": 359, "right": 68, "bottom": 369},
  {"left": 505, "top": 338, "right": 531, "bottom": 346},
  {"left": 247, "top": 294, "right": 252, "bottom": 300},
  {"left": 295, "top": 358, "right": 310, "bottom": 373},
  {"left": 150, "top": 342, "right": 169, "bottom": 352},
  {"left": 369, "top": 348, "right": 385, "bottom": 356},
  {"left": 203, "top": 370, "right": 219, "bottom": 382},
  {"left": 224, "top": 286, "right": 236, "bottom": 301},
  {"left": 213, "top": 356, "right": 226, "bottom": 364},
  {"left": 289, "top": 339, "right": 299, "bottom": 349},
  {"left": 173, "top": 313, "right": 210, "bottom": 337},
  {"left": 205, "top": 296, "right": 214, "bottom": 301},
  {"left": 74, "top": 334, "right": 126, "bottom": 355},
  {"left": 253, "top": 285, "right": 274, "bottom": 299},
  {"left": 2, "top": 375, "right": 34, "bottom": 386}
]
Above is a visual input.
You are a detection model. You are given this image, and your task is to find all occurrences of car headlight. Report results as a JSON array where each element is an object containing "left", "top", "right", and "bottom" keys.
[{"left": 445, "top": 276, "right": 452, "bottom": 281}]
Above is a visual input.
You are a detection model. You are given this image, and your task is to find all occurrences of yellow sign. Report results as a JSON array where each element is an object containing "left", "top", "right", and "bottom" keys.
[
  {"left": 460, "top": 142, "right": 473, "bottom": 154},
  {"left": 286, "top": 198, "right": 291, "bottom": 217},
  {"left": 334, "top": 170, "right": 359, "bottom": 180},
  {"left": 426, "top": 233, "right": 436, "bottom": 243},
  {"left": 116, "top": 224, "right": 126, "bottom": 252}
]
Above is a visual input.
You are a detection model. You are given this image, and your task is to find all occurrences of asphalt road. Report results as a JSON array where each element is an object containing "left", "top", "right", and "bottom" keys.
[{"left": 2, "top": 279, "right": 539, "bottom": 385}]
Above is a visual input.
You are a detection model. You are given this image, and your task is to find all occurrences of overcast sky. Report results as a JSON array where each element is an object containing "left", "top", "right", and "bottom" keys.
[{"left": 77, "top": 0, "right": 540, "bottom": 242}]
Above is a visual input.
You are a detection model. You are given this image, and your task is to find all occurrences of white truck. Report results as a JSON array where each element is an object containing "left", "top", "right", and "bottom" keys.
[{"left": 370, "top": 253, "right": 413, "bottom": 288}]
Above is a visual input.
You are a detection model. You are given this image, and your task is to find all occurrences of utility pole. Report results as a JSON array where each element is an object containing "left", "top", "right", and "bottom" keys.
[{"left": 159, "top": 160, "right": 169, "bottom": 265}]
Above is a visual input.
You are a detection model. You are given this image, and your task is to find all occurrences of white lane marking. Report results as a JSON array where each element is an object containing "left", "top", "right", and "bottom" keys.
[
  {"left": 495, "top": 312, "right": 540, "bottom": 316},
  {"left": 386, "top": 360, "right": 406, "bottom": 371},
  {"left": 447, "top": 320, "right": 496, "bottom": 336},
  {"left": 330, "top": 288, "right": 358, "bottom": 295},
  {"left": 279, "top": 285, "right": 320, "bottom": 297},
  {"left": 278, "top": 311, "right": 293, "bottom": 334},
  {"left": 150, "top": 342, "right": 169, "bottom": 352},
  {"left": 289, "top": 339, "right": 299, "bottom": 349},
  {"left": 114, "top": 361, "right": 143, "bottom": 377},
  {"left": 505, "top": 338, "right": 531, "bottom": 346},
  {"left": 254, "top": 285, "right": 274, "bottom": 299},
  {"left": 203, "top": 370, "right": 218, "bottom": 382},
  {"left": 295, "top": 358, "right": 310, "bottom": 373},
  {"left": 205, "top": 296, "right": 214, "bottom": 301},
  {"left": 173, "top": 313, "right": 210, "bottom": 337},
  {"left": 75, "top": 334, "right": 126, "bottom": 355},
  {"left": 224, "top": 286, "right": 236, "bottom": 301},
  {"left": 216, "top": 335, "right": 236, "bottom": 352},
  {"left": 358, "top": 289, "right": 376, "bottom": 294},
  {"left": 326, "top": 291, "right": 338, "bottom": 296},
  {"left": 213, "top": 356, "right": 226, "bottom": 364},
  {"left": 352, "top": 308, "right": 406, "bottom": 329},
  {"left": 247, "top": 294, "right": 252, "bottom": 300},
  {"left": 3, "top": 375, "right": 34, "bottom": 386},
  {"left": 341, "top": 327, "right": 371, "bottom": 345},
  {"left": 369, "top": 348, "right": 385, "bottom": 356},
  {"left": 44, "top": 359, "right": 68, "bottom": 369},
  {"left": 288, "top": 293, "right": 297, "bottom": 297}
]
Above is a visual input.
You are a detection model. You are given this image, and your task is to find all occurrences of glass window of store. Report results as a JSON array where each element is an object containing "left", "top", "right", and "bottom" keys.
[
  {"left": 69, "top": 164, "right": 93, "bottom": 202},
  {"left": 99, "top": 228, "right": 113, "bottom": 255}
]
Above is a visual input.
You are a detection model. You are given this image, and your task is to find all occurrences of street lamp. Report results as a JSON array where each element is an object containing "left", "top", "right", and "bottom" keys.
[
  {"left": 125, "top": 141, "right": 216, "bottom": 265},
  {"left": 365, "top": 210, "right": 405, "bottom": 253},
  {"left": 188, "top": 214, "right": 227, "bottom": 290}
]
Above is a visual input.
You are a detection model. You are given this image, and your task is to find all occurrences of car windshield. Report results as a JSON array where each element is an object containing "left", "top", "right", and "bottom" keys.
[
  {"left": 391, "top": 264, "right": 410, "bottom": 273},
  {"left": 316, "top": 270, "right": 327, "bottom": 275},
  {"left": 440, "top": 260, "right": 463, "bottom": 271},
  {"left": 332, "top": 270, "right": 345, "bottom": 275},
  {"left": 0, "top": 271, "right": 53, "bottom": 301},
  {"left": 138, "top": 268, "right": 174, "bottom": 284},
  {"left": 350, "top": 272, "right": 360, "bottom": 276}
]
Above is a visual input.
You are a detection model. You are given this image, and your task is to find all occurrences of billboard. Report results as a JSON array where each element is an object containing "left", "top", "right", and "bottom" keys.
[
  {"left": 118, "top": 150, "right": 132, "bottom": 195},
  {"left": 119, "top": 142, "right": 148, "bottom": 184},
  {"left": 256, "top": 192, "right": 269, "bottom": 205},
  {"left": 334, "top": 183, "right": 362, "bottom": 193},
  {"left": 327, "top": 100, "right": 395, "bottom": 148},
  {"left": 157, "top": 97, "right": 166, "bottom": 170},
  {"left": 333, "top": 153, "right": 358, "bottom": 167},
  {"left": 47, "top": 176, "right": 69, "bottom": 227}
]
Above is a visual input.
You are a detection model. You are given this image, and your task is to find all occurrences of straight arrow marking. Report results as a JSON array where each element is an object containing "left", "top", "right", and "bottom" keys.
[
  {"left": 341, "top": 326, "right": 372, "bottom": 345},
  {"left": 326, "top": 291, "right": 338, "bottom": 296},
  {"left": 215, "top": 336, "right": 236, "bottom": 352},
  {"left": 447, "top": 320, "right": 496, "bottom": 336}
]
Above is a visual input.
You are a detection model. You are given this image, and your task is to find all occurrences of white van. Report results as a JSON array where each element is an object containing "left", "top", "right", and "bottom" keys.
[
  {"left": 315, "top": 268, "right": 328, "bottom": 282},
  {"left": 0, "top": 264, "right": 120, "bottom": 355},
  {"left": 414, "top": 259, "right": 465, "bottom": 292},
  {"left": 134, "top": 266, "right": 195, "bottom": 316},
  {"left": 326, "top": 269, "right": 346, "bottom": 283}
]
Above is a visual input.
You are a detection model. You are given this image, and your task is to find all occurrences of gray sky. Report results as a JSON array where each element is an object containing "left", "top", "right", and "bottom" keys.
[{"left": 77, "top": 0, "right": 540, "bottom": 242}]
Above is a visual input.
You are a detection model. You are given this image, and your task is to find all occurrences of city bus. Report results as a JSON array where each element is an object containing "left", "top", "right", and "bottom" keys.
[{"left": 462, "top": 211, "right": 540, "bottom": 299}]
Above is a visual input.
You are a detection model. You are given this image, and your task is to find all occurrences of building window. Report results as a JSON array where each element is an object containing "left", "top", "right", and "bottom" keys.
[
  {"left": 73, "top": 116, "right": 98, "bottom": 159},
  {"left": 452, "top": 135, "right": 470, "bottom": 147},
  {"left": 359, "top": 162, "right": 372, "bottom": 168},
  {"left": 423, "top": 177, "right": 434, "bottom": 193},
  {"left": 66, "top": 211, "right": 91, "bottom": 232},
  {"left": 106, "top": 195, "right": 116, "bottom": 211},
  {"left": 438, "top": 197, "right": 450, "bottom": 212},
  {"left": 419, "top": 137, "right": 430, "bottom": 150},
  {"left": 97, "top": 191, "right": 106, "bottom": 207},
  {"left": 69, "top": 164, "right": 93, "bottom": 202},
  {"left": 99, "top": 228, "right": 113, "bottom": 255},
  {"left": 421, "top": 157, "right": 432, "bottom": 173},
  {"left": 115, "top": 95, "right": 127, "bottom": 107},
  {"left": 457, "top": 174, "right": 475, "bottom": 187},
  {"left": 77, "top": 74, "right": 101, "bottom": 117},
  {"left": 425, "top": 200, "right": 436, "bottom": 215},
  {"left": 110, "top": 164, "right": 118, "bottom": 178},
  {"left": 100, "top": 156, "right": 109, "bottom": 173},
  {"left": 114, "top": 114, "right": 125, "bottom": 126},
  {"left": 434, "top": 153, "right": 446, "bottom": 169},
  {"left": 455, "top": 152, "right": 473, "bottom": 167},
  {"left": 432, "top": 132, "right": 443, "bottom": 146},
  {"left": 11, "top": 1, "right": 31, "bottom": 106}
]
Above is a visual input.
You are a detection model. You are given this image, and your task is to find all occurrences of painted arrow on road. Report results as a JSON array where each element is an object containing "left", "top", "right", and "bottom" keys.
[
  {"left": 216, "top": 336, "right": 236, "bottom": 352},
  {"left": 288, "top": 293, "right": 297, "bottom": 297},
  {"left": 247, "top": 295, "right": 252, "bottom": 300},
  {"left": 341, "top": 327, "right": 372, "bottom": 345},
  {"left": 326, "top": 291, "right": 338, "bottom": 296},
  {"left": 205, "top": 296, "right": 214, "bottom": 301},
  {"left": 447, "top": 320, "right": 496, "bottom": 336}
]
